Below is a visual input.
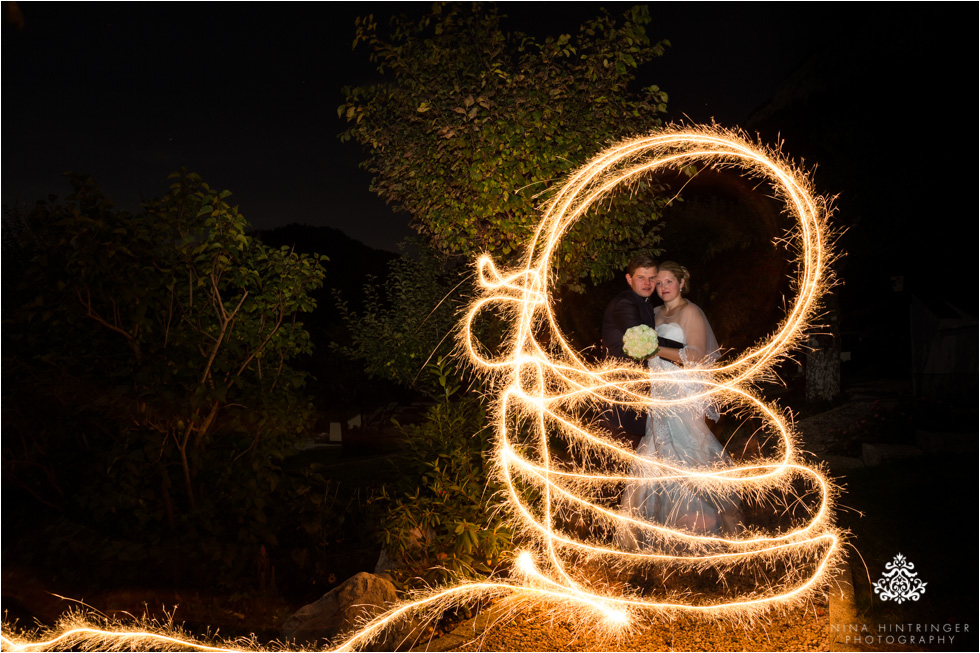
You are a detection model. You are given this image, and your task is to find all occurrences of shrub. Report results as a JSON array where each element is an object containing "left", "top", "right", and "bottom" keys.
[{"left": 372, "top": 358, "right": 512, "bottom": 587}]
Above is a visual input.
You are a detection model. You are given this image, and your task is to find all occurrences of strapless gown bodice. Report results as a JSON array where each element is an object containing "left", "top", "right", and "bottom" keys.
[{"left": 655, "top": 322, "right": 685, "bottom": 346}]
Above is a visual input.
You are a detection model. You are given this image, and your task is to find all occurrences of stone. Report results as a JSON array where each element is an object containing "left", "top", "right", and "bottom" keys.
[
  {"left": 915, "top": 430, "right": 978, "bottom": 454},
  {"left": 280, "top": 571, "right": 397, "bottom": 646},
  {"left": 374, "top": 547, "right": 401, "bottom": 575},
  {"left": 861, "top": 442, "right": 923, "bottom": 467}
]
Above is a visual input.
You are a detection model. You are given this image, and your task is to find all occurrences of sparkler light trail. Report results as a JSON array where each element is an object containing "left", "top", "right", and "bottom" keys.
[
  {"left": 456, "top": 124, "right": 841, "bottom": 614},
  {"left": 1, "top": 126, "right": 841, "bottom": 652}
]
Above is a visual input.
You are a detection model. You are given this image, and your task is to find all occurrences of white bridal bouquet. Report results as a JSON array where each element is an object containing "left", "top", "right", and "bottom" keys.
[{"left": 622, "top": 324, "right": 659, "bottom": 360}]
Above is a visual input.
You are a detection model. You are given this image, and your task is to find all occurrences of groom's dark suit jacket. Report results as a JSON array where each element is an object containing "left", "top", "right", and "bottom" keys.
[{"left": 601, "top": 289, "right": 657, "bottom": 441}]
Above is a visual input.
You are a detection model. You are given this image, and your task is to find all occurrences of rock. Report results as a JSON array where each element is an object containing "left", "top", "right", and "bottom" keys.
[
  {"left": 280, "top": 571, "right": 398, "bottom": 645},
  {"left": 374, "top": 547, "right": 401, "bottom": 575},
  {"left": 861, "top": 442, "right": 923, "bottom": 466},
  {"left": 915, "top": 430, "right": 978, "bottom": 454},
  {"left": 822, "top": 453, "right": 865, "bottom": 474}
]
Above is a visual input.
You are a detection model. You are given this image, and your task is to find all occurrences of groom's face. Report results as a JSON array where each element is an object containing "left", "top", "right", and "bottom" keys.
[{"left": 626, "top": 266, "right": 658, "bottom": 298}]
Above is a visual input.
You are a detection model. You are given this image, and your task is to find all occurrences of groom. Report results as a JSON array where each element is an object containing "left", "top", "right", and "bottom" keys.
[{"left": 601, "top": 254, "right": 658, "bottom": 449}]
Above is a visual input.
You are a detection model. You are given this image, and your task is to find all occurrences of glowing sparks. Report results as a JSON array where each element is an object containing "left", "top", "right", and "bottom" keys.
[
  {"left": 0, "top": 622, "right": 244, "bottom": 652},
  {"left": 456, "top": 125, "right": 841, "bottom": 623},
  {"left": 1, "top": 126, "right": 841, "bottom": 652}
]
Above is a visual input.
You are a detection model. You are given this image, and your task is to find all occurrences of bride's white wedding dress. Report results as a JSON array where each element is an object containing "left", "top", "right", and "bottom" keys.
[{"left": 616, "top": 302, "right": 742, "bottom": 549}]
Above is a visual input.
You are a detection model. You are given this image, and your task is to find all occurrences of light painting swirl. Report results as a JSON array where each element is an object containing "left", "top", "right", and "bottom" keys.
[{"left": 1, "top": 126, "right": 841, "bottom": 652}]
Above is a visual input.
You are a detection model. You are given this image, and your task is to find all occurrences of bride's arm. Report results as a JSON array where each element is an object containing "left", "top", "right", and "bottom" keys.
[
  {"left": 653, "top": 306, "right": 682, "bottom": 364},
  {"left": 678, "top": 303, "right": 709, "bottom": 364},
  {"left": 657, "top": 345, "right": 683, "bottom": 363}
]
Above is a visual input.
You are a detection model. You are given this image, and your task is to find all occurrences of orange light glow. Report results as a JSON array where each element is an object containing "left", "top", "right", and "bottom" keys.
[{"left": 1, "top": 126, "right": 840, "bottom": 652}]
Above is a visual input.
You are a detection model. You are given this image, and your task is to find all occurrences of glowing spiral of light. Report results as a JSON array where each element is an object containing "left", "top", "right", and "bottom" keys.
[
  {"left": 457, "top": 126, "right": 841, "bottom": 634},
  {"left": 0, "top": 126, "right": 841, "bottom": 652}
]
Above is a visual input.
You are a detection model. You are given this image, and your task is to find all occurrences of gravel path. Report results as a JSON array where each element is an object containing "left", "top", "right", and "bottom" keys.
[
  {"left": 407, "top": 563, "right": 857, "bottom": 653},
  {"left": 455, "top": 603, "right": 830, "bottom": 652},
  {"left": 403, "top": 387, "right": 895, "bottom": 653},
  {"left": 404, "top": 596, "right": 831, "bottom": 652}
]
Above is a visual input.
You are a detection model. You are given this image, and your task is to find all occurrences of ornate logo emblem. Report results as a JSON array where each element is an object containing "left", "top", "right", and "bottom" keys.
[{"left": 873, "top": 553, "right": 927, "bottom": 603}]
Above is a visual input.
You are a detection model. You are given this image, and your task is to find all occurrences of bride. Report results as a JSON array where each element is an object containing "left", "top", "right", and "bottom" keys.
[{"left": 616, "top": 261, "right": 742, "bottom": 548}]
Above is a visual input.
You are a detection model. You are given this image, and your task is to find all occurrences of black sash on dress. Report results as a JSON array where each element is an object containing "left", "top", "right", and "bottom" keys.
[{"left": 658, "top": 337, "right": 684, "bottom": 350}]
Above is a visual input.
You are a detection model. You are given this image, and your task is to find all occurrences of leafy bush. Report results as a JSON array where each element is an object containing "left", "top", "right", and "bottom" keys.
[
  {"left": 340, "top": 3, "right": 670, "bottom": 290},
  {"left": 372, "top": 358, "right": 513, "bottom": 587},
  {"left": 4, "top": 172, "right": 329, "bottom": 586},
  {"left": 333, "top": 243, "right": 464, "bottom": 394}
]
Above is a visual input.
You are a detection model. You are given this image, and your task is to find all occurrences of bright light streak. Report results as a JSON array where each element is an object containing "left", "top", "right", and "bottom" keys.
[
  {"left": 0, "top": 622, "right": 244, "bottom": 652},
  {"left": 455, "top": 124, "right": 841, "bottom": 626},
  {"left": 0, "top": 126, "right": 841, "bottom": 652},
  {"left": 516, "top": 550, "right": 537, "bottom": 575}
]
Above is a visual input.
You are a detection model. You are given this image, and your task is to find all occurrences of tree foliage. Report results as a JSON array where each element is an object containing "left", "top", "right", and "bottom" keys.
[
  {"left": 333, "top": 242, "right": 466, "bottom": 393},
  {"left": 5, "top": 172, "right": 327, "bottom": 581},
  {"left": 371, "top": 358, "right": 511, "bottom": 587},
  {"left": 340, "top": 3, "right": 670, "bottom": 290}
]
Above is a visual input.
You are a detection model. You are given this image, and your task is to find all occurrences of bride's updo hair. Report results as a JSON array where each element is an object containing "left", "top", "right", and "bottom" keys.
[{"left": 658, "top": 260, "right": 691, "bottom": 295}]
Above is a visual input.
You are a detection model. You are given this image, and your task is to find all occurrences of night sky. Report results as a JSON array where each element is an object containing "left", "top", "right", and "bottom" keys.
[{"left": 2, "top": 2, "right": 976, "bottom": 277}]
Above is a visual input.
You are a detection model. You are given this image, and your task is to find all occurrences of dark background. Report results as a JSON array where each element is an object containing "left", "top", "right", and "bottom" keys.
[
  {"left": 4, "top": 2, "right": 975, "bottom": 308},
  {"left": 2, "top": 2, "right": 976, "bottom": 646}
]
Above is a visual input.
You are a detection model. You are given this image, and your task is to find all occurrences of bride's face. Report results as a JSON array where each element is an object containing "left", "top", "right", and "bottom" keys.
[{"left": 656, "top": 270, "right": 683, "bottom": 302}]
